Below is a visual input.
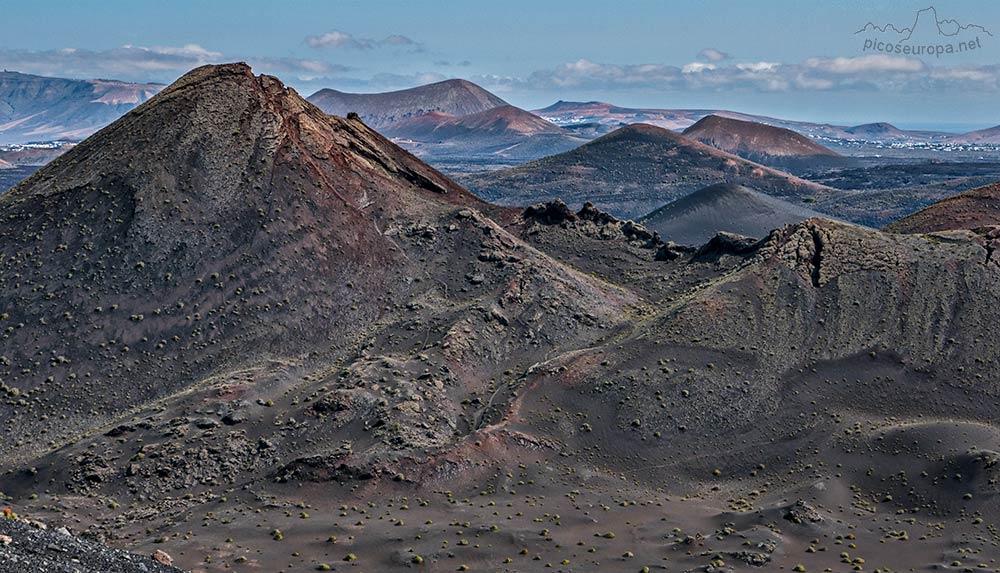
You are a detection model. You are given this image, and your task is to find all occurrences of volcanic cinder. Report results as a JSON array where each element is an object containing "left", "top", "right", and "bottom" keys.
[{"left": 2, "top": 63, "right": 999, "bottom": 573}]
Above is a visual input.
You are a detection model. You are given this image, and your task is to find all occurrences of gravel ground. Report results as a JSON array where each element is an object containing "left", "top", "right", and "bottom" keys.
[{"left": 0, "top": 518, "right": 181, "bottom": 573}]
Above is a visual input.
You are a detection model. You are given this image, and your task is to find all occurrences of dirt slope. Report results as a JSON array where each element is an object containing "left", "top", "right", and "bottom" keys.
[{"left": 885, "top": 182, "right": 1000, "bottom": 233}]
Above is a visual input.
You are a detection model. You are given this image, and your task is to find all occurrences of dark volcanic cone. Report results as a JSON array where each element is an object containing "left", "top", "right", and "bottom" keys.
[
  {"left": 0, "top": 63, "right": 477, "bottom": 455},
  {"left": 460, "top": 123, "right": 838, "bottom": 219},
  {"left": 0, "top": 63, "right": 636, "bottom": 467},
  {"left": 639, "top": 182, "right": 828, "bottom": 244}
]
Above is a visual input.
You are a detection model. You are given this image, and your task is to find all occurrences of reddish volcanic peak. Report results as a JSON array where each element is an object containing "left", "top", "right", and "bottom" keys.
[
  {"left": 460, "top": 105, "right": 564, "bottom": 135},
  {"left": 307, "top": 78, "right": 508, "bottom": 128},
  {"left": 683, "top": 114, "right": 840, "bottom": 158}
]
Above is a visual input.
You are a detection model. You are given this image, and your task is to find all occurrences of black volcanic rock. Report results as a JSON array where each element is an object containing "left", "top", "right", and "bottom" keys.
[
  {"left": 0, "top": 517, "right": 180, "bottom": 573},
  {"left": 523, "top": 199, "right": 578, "bottom": 225},
  {"left": 691, "top": 230, "right": 761, "bottom": 260}
]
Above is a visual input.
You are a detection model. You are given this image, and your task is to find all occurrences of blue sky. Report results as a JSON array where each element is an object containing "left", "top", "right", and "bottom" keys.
[{"left": 3, "top": 0, "right": 999, "bottom": 129}]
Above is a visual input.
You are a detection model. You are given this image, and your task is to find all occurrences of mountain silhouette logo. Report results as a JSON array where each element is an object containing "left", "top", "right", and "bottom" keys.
[{"left": 855, "top": 6, "right": 992, "bottom": 41}]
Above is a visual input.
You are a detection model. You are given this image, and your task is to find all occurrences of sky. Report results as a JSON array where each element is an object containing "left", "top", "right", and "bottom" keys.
[{"left": 2, "top": 0, "right": 999, "bottom": 130}]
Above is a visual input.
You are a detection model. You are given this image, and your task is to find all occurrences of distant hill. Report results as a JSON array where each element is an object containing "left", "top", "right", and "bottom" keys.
[
  {"left": 385, "top": 105, "right": 566, "bottom": 140},
  {"left": 383, "top": 105, "right": 587, "bottom": 162},
  {"left": 639, "top": 182, "right": 828, "bottom": 245},
  {"left": 307, "top": 79, "right": 508, "bottom": 128},
  {"left": 0, "top": 71, "right": 161, "bottom": 143},
  {"left": 459, "top": 123, "right": 838, "bottom": 219},
  {"left": 947, "top": 124, "right": 1000, "bottom": 144},
  {"left": 842, "top": 122, "right": 905, "bottom": 140},
  {"left": 885, "top": 182, "right": 1000, "bottom": 233},
  {"left": 682, "top": 115, "right": 842, "bottom": 167}
]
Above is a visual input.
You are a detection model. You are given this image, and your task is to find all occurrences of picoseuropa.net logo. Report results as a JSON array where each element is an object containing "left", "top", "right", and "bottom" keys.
[{"left": 856, "top": 6, "right": 992, "bottom": 58}]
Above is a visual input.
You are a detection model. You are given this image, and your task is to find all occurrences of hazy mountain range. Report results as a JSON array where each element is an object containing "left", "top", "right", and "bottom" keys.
[
  {"left": 0, "top": 71, "right": 161, "bottom": 143},
  {"left": 535, "top": 100, "right": 1000, "bottom": 146}
]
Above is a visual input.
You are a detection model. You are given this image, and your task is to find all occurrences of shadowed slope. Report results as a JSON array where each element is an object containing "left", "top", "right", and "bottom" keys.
[{"left": 639, "top": 182, "right": 829, "bottom": 244}]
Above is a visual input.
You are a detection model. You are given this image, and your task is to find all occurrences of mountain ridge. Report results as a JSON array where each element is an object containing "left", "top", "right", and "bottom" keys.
[{"left": 382, "top": 104, "right": 588, "bottom": 164}]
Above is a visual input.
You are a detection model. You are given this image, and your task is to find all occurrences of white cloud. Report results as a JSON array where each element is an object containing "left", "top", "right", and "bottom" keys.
[
  {"left": 794, "top": 75, "right": 835, "bottom": 90},
  {"left": 736, "top": 62, "right": 779, "bottom": 72},
  {"left": 306, "top": 31, "right": 367, "bottom": 49},
  {"left": 804, "top": 55, "right": 925, "bottom": 74},
  {"left": 478, "top": 55, "right": 999, "bottom": 95},
  {"left": 927, "top": 66, "right": 998, "bottom": 82},
  {"left": 682, "top": 62, "right": 716, "bottom": 73},
  {"left": 142, "top": 44, "right": 223, "bottom": 60},
  {"left": 0, "top": 45, "right": 350, "bottom": 83},
  {"left": 305, "top": 30, "right": 421, "bottom": 51},
  {"left": 522, "top": 59, "right": 682, "bottom": 89},
  {"left": 697, "top": 48, "right": 730, "bottom": 62}
]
